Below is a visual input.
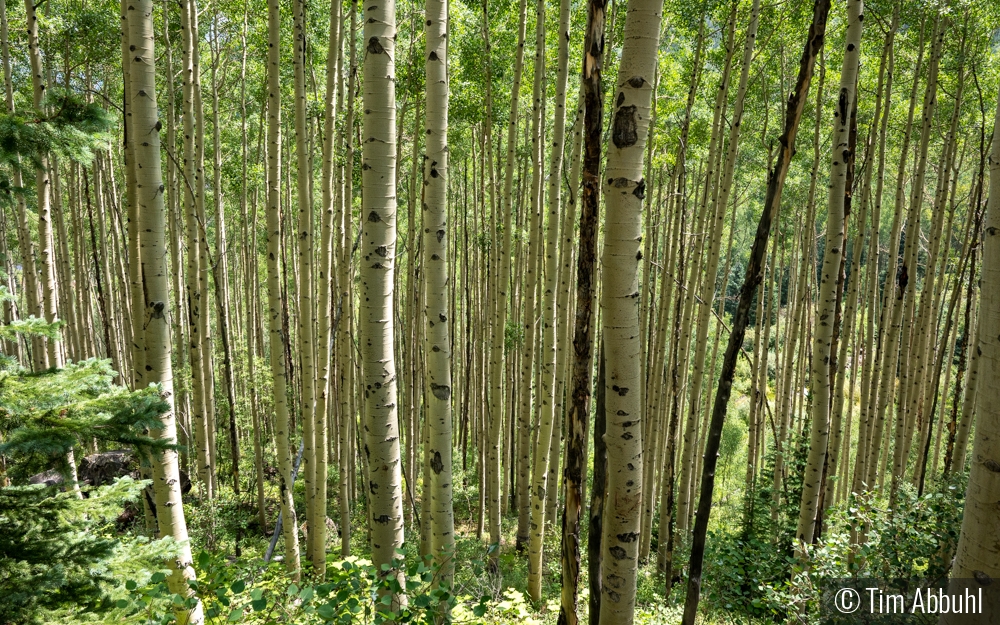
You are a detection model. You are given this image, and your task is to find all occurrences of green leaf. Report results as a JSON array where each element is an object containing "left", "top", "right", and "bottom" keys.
[
  {"left": 251, "top": 598, "right": 267, "bottom": 612},
  {"left": 115, "top": 599, "right": 129, "bottom": 609},
  {"left": 231, "top": 580, "right": 246, "bottom": 594},
  {"left": 317, "top": 603, "right": 336, "bottom": 619},
  {"left": 227, "top": 607, "right": 244, "bottom": 622},
  {"left": 125, "top": 580, "right": 137, "bottom": 591},
  {"left": 150, "top": 572, "right": 166, "bottom": 583}
]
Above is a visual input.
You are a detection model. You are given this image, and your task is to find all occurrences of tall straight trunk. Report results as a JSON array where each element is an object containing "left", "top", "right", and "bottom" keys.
[
  {"left": 526, "top": 0, "right": 571, "bottom": 600},
  {"left": 796, "top": 0, "right": 862, "bottom": 550},
  {"left": 598, "top": 0, "right": 665, "bottom": 620},
  {"left": 180, "top": 0, "right": 212, "bottom": 500},
  {"left": 558, "top": 0, "right": 606, "bottom": 620},
  {"left": 116, "top": 0, "right": 142, "bottom": 384},
  {"left": 423, "top": 0, "right": 455, "bottom": 588},
  {"left": 127, "top": 1, "right": 201, "bottom": 620},
  {"left": 265, "top": 0, "right": 301, "bottom": 578},
  {"left": 941, "top": 77, "right": 1000, "bottom": 624},
  {"left": 338, "top": 0, "right": 358, "bottom": 557},
  {"left": 361, "top": 0, "right": 406, "bottom": 602},
  {"left": 514, "top": 0, "right": 547, "bottom": 555},
  {"left": 311, "top": 0, "right": 343, "bottom": 575},
  {"left": 24, "top": 0, "right": 59, "bottom": 368},
  {"left": 291, "top": 0, "right": 320, "bottom": 571},
  {"left": 681, "top": 0, "right": 830, "bottom": 618}
]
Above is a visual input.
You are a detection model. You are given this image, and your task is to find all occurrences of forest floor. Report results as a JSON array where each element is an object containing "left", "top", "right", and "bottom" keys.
[{"left": 166, "top": 461, "right": 756, "bottom": 625}]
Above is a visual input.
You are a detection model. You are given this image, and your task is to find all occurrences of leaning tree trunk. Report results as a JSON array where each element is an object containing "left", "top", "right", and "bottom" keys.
[
  {"left": 360, "top": 0, "right": 407, "bottom": 605},
  {"left": 423, "top": 0, "right": 456, "bottom": 591},
  {"left": 598, "top": 0, "right": 665, "bottom": 621},
  {"left": 795, "top": 0, "right": 862, "bottom": 552},
  {"left": 681, "top": 0, "right": 830, "bottom": 619},
  {"left": 940, "top": 76, "right": 1000, "bottom": 625},
  {"left": 127, "top": 0, "right": 201, "bottom": 620},
  {"left": 264, "top": 0, "right": 301, "bottom": 579}
]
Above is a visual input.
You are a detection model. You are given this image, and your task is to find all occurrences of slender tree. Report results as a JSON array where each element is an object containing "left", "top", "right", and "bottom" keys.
[
  {"left": 361, "top": 0, "right": 406, "bottom": 602},
  {"left": 127, "top": 0, "right": 201, "bottom": 619},
  {"left": 423, "top": 0, "right": 455, "bottom": 589}
]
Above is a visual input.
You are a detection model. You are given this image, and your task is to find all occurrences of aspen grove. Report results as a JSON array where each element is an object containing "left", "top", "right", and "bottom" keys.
[{"left": 1, "top": 0, "right": 999, "bottom": 623}]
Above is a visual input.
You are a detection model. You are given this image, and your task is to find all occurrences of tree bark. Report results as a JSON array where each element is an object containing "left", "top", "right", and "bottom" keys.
[
  {"left": 361, "top": 0, "right": 406, "bottom": 604},
  {"left": 127, "top": 0, "right": 202, "bottom": 619}
]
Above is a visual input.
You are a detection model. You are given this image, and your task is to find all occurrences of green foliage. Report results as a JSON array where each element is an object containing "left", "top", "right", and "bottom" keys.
[
  {"left": 0, "top": 478, "right": 152, "bottom": 625},
  {"left": 504, "top": 319, "right": 524, "bottom": 353},
  {"left": 119, "top": 551, "right": 484, "bottom": 625},
  {"left": 0, "top": 359, "right": 171, "bottom": 482},
  {"left": 0, "top": 91, "right": 111, "bottom": 170}
]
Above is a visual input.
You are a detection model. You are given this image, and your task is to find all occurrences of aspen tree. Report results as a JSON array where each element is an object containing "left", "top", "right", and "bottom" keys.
[
  {"left": 24, "top": 0, "right": 58, "bottom": 368},
  {"left": 682, "top": 0, "right": 831, "bottom": 616},
  {"left": 514, "top": 0, "right": 546, "bottom": 556},
  {"left": 338, "top": 0, "right": 358, "bottom": 557},
  {"left": 265, "top": 0, "right": 301, "bottom": 578},
  {"left": 290, "top": 0, "right": 321, "bottom": 569},
  {"left": 526, "top": 0, "right": 571, "bottom": 600},
  {"left": 772, "top": 57, "right": 824, "bottom": 519},
  {"left": 559, "top": 0, "right": 607, "bottom": 619},
  {"left": 489, "top": 0, "right": 527, "bottom": 542},
  {"left": 796, "top": 0, "right": 862, "bottom": 549},
  {"left": 117, "top": 0, "right": 143, "bottom": 386},
  {"left": 126, "top": 0, "right": 201, "bottom": 619},
  {"left": 833, "top": 28, "right": 892, "bottom": 505},
  {"left": 360, "top": 0, "right": 406, "bottom": 599},
  {"left": 311, "top": 0, "right": 344, "bottom": 575},
  {"left": 179, "top": 0, "right": 212, "bottom": 499},
  {"left": 599, "top": 0, "right": 665, "bottom": 620},
  {"left": 941, "top": 77, "right": 1000, "bottom": 624},
  {"left": 423, "top": 0, "right": 455, "bottom": 588}
]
